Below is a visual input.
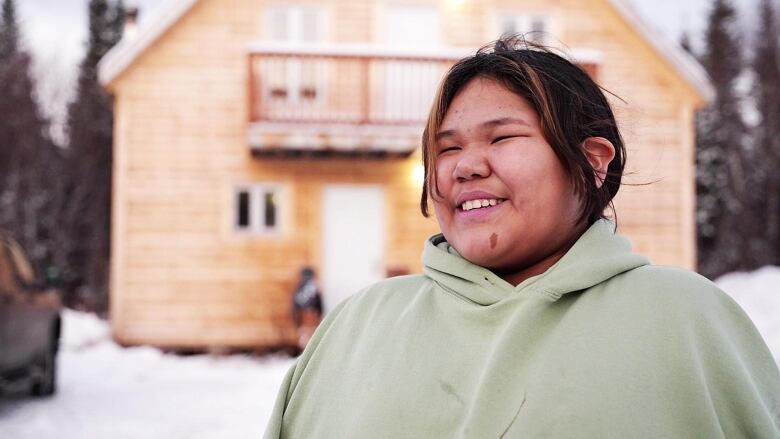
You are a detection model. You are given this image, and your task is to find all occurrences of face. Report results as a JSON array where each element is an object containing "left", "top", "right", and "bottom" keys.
[{"left": 432, "top": 77, "right": 584, "bottom": 283}]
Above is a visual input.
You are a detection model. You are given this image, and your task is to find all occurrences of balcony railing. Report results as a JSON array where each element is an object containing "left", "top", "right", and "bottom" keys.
[{"left": 247, "top": 43, "right": 469, "bottom": 127}]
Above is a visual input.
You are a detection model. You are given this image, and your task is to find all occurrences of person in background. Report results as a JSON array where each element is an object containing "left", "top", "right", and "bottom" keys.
[{"left": 290, "top": 267, "right": 322, "bottom": 352}]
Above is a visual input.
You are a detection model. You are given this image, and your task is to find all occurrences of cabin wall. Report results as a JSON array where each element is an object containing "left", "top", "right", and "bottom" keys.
[{"left": 110, "top": 0, "right": 700, "bottom": 348}]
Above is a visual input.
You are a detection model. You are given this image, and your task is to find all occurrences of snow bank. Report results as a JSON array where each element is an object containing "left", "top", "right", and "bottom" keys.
[
  {"left": 716, "top": 265, "right": 780, "bottom": 361},
  {"left": 0, "top": 311, "right": 294, "bottom": 439},
  {"left": 60, "top": 308, "right": 112, "bottom": 350}
]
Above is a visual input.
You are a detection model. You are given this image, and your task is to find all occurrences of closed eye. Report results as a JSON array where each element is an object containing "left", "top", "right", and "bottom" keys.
[
  {"left": 491, "top": 135, "right": 528, "bottom": 144},
  {"left": 438, "top": 146, "right": 461, "bottom": 155}
]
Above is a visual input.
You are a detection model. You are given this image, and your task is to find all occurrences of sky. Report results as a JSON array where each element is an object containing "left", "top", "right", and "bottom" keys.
[
  {"left": 19, "top": 0, "right": 752, "bottom": 67},
  {"left": 14, "top": 0, "right": 758, "bottom": 141}
]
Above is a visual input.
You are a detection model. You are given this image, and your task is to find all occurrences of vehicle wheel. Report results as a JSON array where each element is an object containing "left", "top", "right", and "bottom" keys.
[{"left": 31, "top": 345, "right": 56, "bottom": 396}]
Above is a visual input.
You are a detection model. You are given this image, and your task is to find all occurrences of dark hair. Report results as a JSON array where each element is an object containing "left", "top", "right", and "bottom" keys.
[{"left": 420, "top": 36, "right": 626, "bottom": 226}]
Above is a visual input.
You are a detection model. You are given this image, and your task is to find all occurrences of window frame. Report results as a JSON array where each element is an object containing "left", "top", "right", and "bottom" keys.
[
  {"left": 494, "top": 12, "right": 551, "bottom": 44},
  {"left": 233, "top": 183, "right": 286, "bottom": 236}
]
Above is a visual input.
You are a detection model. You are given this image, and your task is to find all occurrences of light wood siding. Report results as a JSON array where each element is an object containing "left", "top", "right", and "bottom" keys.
[{"left": 109, "top": 0, "right": 702, "bottom": 348}]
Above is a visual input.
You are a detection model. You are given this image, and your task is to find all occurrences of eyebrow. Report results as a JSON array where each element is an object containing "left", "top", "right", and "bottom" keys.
[
  {"left": 483, "top": 117, "right": 531, "bottom": 128},
  {"left": 435, "top": 117, "right": 531, "bottom": 140}
]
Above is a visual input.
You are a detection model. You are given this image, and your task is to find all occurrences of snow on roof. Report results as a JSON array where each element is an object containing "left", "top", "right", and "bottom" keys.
[
  {"left": 606, "top": 0, "right": 714, "bottom": 102},
  {"left": 98, "top": 0, "right": 198, "bottom": 87},
  {"left": 97, "top": 0, "right": 714, "bottom": 102}
]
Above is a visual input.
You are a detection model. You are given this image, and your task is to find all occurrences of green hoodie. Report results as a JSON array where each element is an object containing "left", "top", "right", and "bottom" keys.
[{"left": 264, "top": 220, "right": 780, "bottom": 438}]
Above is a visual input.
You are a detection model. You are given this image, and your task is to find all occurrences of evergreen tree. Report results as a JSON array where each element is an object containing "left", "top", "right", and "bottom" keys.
[
  {"left": 63, "top": 0, "right": 124, "bottom": 311},
  {"left": 110, "top": 0, "right": 126, "bottom": 48},
  {"left": 680, "top": 31, "right": 694, "bottom": 55},
  {"left": 696, "top": 0, "right": 751, "bottom": 278},
  {"left": 0, "top": 0, "right": 22, "bottom": 174},
  {"left": 0, "top": 0, "right": 59, "bottom": 275},
  {"left": 750, "top": 0, "right": 780, "bottom": 266},
  {"left": 0, "top": 0, "right": 17, "bottom": 60}
]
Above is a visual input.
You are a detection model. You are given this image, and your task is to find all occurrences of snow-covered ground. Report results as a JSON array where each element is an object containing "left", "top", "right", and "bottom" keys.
[
  {"left": 0, "top": 266, "right": 778, "bottom": 438},
  {"left": 714, "top": 266, "right": 780, "bottom": 359},
  {"left": 0, "top": 310, "right": 295, "bottom": 439}
]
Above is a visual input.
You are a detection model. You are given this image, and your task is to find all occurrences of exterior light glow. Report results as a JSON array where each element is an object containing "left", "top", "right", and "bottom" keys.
[{"left": 412, "top": 164, "right": 425, "bottom": 187}]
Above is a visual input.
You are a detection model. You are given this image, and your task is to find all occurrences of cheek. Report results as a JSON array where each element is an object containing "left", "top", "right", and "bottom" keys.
[
  {"left": 432, "top": 199, "right": 454, "bottom": 238},
  {"left": 537, "top": 164, "right": 580, "bottom": 217},
  {"left": 493, "top": 153, "right": 565, "bottom": 210},
  {"left": 436, "top": 157, "right": 452, "bottom": 179},
  {"left": 492, "top": 157, "right": 540, "bottom": 196},
  {"left": 432, "top": 160, "right": 455, "bottom": 195},
  {"left": 430, "top": 167, "right": 452, "bottom": 222}
]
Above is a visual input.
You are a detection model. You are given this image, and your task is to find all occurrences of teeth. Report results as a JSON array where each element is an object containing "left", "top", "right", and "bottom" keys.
[{"left": 461, "top": 199, "right": 502, "bottom": 211}]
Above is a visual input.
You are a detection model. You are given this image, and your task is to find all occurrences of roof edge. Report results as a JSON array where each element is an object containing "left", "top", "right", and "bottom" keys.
[
  {"left": 607, "top": 0, "right": 714, "bottom": 104},
  {"left": 98, "top": 0, "right": 200, "bottom": 87},
  {"left": 246, "top": 42, "right": 604, "bottom": 64},
  {"left": 97, "top": 0, "right": 714, "bottom": 104}
]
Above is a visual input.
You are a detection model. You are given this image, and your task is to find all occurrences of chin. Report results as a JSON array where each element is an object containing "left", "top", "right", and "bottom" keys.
[{"left": 453, "top": 239, "right": 500, "bottom": 267}]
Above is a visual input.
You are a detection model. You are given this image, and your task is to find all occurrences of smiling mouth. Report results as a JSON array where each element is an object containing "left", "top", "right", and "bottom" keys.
[{"left": 459, "top": 198, "right": 506, "bottom": 211}]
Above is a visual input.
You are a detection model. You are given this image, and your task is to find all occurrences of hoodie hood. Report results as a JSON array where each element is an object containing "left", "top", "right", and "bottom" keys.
[{"left": 422, "top": 219, "right": 650, "bottom": 306}]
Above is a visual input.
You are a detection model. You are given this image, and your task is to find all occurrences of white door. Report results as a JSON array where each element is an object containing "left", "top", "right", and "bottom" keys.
[
  {"left": 321, "top": 185, "right": 385, "bottom": 312},
  {"left": 380, "top": 5, "right": 442, "bottom": 122}
]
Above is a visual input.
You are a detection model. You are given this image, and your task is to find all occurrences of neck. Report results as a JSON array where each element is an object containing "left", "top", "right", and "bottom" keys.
[{"left": 496, "top": 223, "right": 587, "bottom": 286}]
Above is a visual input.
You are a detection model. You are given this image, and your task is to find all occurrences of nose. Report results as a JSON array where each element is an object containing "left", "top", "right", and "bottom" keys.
[{"left": 453, "top": 148, "right": 491, "bottom": 182}]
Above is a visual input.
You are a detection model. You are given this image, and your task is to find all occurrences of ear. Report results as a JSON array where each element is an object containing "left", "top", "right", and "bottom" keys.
[{"left": 582, "top": 137, "right": 616, "bottom": 188}]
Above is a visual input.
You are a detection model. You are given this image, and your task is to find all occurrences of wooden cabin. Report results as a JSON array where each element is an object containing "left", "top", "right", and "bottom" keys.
[{"left": 99, "top": 0, "right": 712, "bottom": 349}]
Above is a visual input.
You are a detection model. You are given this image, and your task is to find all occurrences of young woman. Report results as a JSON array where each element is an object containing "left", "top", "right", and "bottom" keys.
[{"left": 264, "top": 38, "right": 780, "bottom": 438}]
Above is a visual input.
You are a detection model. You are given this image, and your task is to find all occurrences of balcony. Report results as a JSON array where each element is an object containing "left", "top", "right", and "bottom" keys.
[
  {"left": 247, "top": 43, "right": 468, "bottom": 157},
  {"left": 246, "top": 43, "right": 600, "bottom": 158}
]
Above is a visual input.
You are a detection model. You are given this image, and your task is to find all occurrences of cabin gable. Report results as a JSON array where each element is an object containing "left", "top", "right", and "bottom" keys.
[{"left": 106, "top": 0, "right": 710, "bottom": 348}]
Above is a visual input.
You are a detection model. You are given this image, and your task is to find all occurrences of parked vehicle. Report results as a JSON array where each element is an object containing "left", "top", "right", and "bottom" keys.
[{"left": 0, "top": 232, "right": 61, "bottom": 396}]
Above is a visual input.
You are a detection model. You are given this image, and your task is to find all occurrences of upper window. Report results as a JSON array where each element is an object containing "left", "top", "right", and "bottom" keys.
[
  {"left": 265, "top": 5, "right": 323, "bottom": 43},
  {"left": 383, "top": 5, "right": 441, "bottom": 48},
  {"left": 234, "top": 184, "right": 284, "bottom": 235},
  {"left": 498, "top": 15, "right": 548, "bottom": 44},
  {"left": 263, "top": 6, "right": 325, "bottom": 106}
]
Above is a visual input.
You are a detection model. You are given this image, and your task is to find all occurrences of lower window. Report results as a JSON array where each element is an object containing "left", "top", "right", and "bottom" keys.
[{"left": 234, "top": 184, "right": 283, "bottom": 234}]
